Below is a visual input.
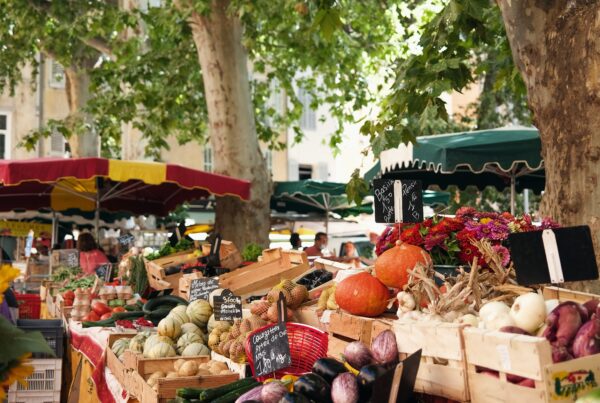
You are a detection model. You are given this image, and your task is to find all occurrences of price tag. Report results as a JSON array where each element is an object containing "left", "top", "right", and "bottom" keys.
[
  {"left": 95, "top": 263, "right": 113, "bottom": 282},
  {"left": 249, "top": 322, "right": 292, "bottom": 377},
  {"left": 373, "top": 179, "right": 423, "bottom": 223},
  {"left": 189, "top": 278, "right": 219, "bottom": 302},
  {"left": 213, "top": 290, "right": 242, "bottom": 321}
]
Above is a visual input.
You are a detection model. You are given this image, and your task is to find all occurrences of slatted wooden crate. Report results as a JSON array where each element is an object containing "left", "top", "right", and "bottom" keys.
[
  {"left": 393, "top": 320, "right": 470, "bottom": 402},
  {"left": 218, "top": 249, "right": 310, "bottom": 298},
  {"left": 145, "top": 250, "right": 197, "bottom": 293},
  {"left": 201, "top": 240, "right": 243, "bottom": 271},
  {"left": 105, "top": 333, "right": 137, "bottom": 389},
  {"left": 329, "top": 311, "right": 394, "bottom": 345},
  {"left": 178, "top": 272, "right": 204, "bottom": 300}
]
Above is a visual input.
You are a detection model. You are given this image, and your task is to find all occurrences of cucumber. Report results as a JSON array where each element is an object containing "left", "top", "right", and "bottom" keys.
[
  {"left": 144, "top": 307, "right": 172, "bottom": 320},
  {"left": 197, "top": 378, "right": 258, "bottom": 402},
  {"left": 82, "top": 317, "right": 115, "bottom": 328},
  {"left": 177, "top": 387, "right": 205, "bottom": 400},
  {"left": 143, "top": 295, "right": 188, "bottom": 314},
  {"left": 112, "top": 311, "right": 145, "bottom": 320},
  {"left": 210, "top": 383, "right": 261, "bottom": 403}
]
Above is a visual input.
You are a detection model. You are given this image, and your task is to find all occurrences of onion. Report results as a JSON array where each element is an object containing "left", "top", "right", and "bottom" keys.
[
  {"left": 261, "top": 381, "right": 288, "bottom": 403},
  {"left": 545, "top": 299, "right": 559, "bottom": 315},
  {"left": 343, "top": 341, "right": 373, "bottom": 369},
  {"left": 371, "top": 330, "right": 398, "bottom": 365},
  {"left": 543, "top": 301, "right": 584, "bottom": 347},
  {"left": 499, "top": 326, "right": 530, "bottom": 335},
  {"left": 396, "top": 291, "right": 416, "bottom": 313},
  {"left": 572, "top": 317, "right": 600, "bottom": 358},
  {"left": 457, "top": 314, "right": 479, "bottom": 327},
  {"left": 331, "top": 373, "right": 359, "bottom": 403},
  {"left": 509, "top": 293, "right": 546, "bottom": 333},
  {"left": 583, "top": 299, "right": 600, "bottom": 318},
  {"left": 480, "top": 301, "right": 510, "bottom": 321}
]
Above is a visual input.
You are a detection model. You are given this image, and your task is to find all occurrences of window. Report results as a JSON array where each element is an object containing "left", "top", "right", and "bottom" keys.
[
  {"left": 264, "top": 149, "right": 272, "bottom": 172},
  {"left": 50, "top": 130, "right": 65, "bottom": 155},
  {"left": 0, "top": 113, "right": 10, "bottom": 159},
  {"left": 297, "top": 88, "right": 316, "bottom": 130},
  {"left": 49, "top": 60, "right": 65, "bottom": 89},
  {"left": 298, "top": 164, "right": 313, "bottom": 180},
  {"left": 203, "top": 145, "right": 213, "bottom": 172},
  {"left": 139, "top": 0, "right": 162, "bottom": 11}
]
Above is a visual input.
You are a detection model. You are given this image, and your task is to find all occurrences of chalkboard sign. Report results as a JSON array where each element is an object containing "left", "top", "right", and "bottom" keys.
[
  {"left": 213, "top": 289, "right": 242, "bottom": 321},
  {"left": 249, "top": 322, "right": 292, "bottom": 377},
  {"left": 509, "top": 226, "right": 599, "bottom": 286},
  {"left": 373, "top": 179, "right": 423, "bottom": 224},
  {"left": 51, "top": 249, "right": 79, "bottom": 269},
  {"left": 189, "top": 278, "right": 220, "bottom": 302},
  {"left": 118, "top": 233, "right": 135, "bottom": 246},
  {"left": 95, "top": 263, "right": 113, "bottom": 282}
]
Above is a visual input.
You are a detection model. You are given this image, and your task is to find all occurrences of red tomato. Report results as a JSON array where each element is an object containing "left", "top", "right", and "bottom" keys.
[
  {"left": 82, "top": 311, "right": 100, "bottom": 322},
  {"left": 62, "top": 290, "right": 75, "bottom": 300},
  {"left": 63, "top": 299, "right": 74, "bottom": 307},
  {"left": 91, "top": 300, "right": 111, "bottom": 316},
  {"left": 100, "top": 312, "right": 112, "bottom": 320},
  {"left": 112, "top": 307, "right": 126, "bottom": 313}
]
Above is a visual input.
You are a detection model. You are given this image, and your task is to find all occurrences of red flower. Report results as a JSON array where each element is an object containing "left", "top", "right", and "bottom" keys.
[
  {"left": 424, "top": 232, "right": 448, "bottom": 251},
  {"left": 432, "top": 217, "right": 464, "bottom": 234},
  {"left": 458, "top": 243, "right": 482, "bottom": 265},
  {"left": 422, "top": 218, "right": 434, "bottom": 228},
  {"left": 400, "top": 225, "right": 424, "bottom": 246}
]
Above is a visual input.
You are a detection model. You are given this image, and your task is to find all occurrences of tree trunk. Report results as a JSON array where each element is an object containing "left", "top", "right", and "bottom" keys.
[
  {"left": 187, "top": 0, "right": 271, "bottom": 249},
  {"left": 64, "top": 64, "right": 99, "bottom": 157},
  {"left": 497, "top": 1, "right": 600, "bottom": 293}
]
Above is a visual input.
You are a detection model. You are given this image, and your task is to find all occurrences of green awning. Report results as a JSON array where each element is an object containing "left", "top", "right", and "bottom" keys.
[{"left": 271, "top": 180, "right": 373, "bottom": 218}]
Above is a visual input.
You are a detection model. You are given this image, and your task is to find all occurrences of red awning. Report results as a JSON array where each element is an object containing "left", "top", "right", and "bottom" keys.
[{"left": 0, "top": 158, "right": 250, "bottom": 216}]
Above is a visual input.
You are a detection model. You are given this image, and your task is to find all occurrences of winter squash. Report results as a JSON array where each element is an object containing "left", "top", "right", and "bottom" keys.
[
  {"left": 181, "top": 322, "right": 203, "bottom": 336},
  {"left": 158, "top": 316, "right": 182, "bottom": 339},
  {"left": 186, "top": 299, "right": 213, "bottom": 327},
  {"left": 176, "top": 333, "right": 204, "bottom": 354},
  {"left": 147, "top": 342, "right": 177, "bottom": 358},
  {"left": 335, "top": 272, "right": 389, "bottom": 317},
  {"left": 182, "top": 342, "right": 211, "bottom": 357},
  {"left": 129, "top": 332, "right": 150, "bottom": 353},
  {"left": 111, "top": 338, "right": 130, "bottom": 357},
  {"left": 375, "top": 240, "right": 431, "bottom": 289},
  {"left": 168, "top": 309, "right": 190, "bottom": 325},
  {"left": 208, "top": 288, "right": 225, "bottom": 307}
]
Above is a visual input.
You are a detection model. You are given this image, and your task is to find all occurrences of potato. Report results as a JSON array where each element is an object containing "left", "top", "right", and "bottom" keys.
[
  {"left": 209, "top": 361, "right": 228, "bottom": 372},
  {"left": 148, "top": 371, "right": 165, "bottom": 380},
  {"left": 219, "top": 369, "right": 233, "bottom": 375},
  {"left": 196, "top": 368, "right": 211, "bottom": 376},
  {"left": 199, "top": 363, "right": 210, "bottom": 370},
  {"left": 174, "top": 358, "right": 186, "bottom": 372},
  {"left": 147, "top": 377, "right": 157, "bottom": 387},
  {"left": 166, "top": 371, "right": 178, "bottom": 379},
  {"left": 178, "top": 361, "right": 199, "bottom": 377}
]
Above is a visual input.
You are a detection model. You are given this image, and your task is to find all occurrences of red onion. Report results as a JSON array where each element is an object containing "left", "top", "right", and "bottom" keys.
[
  {"left": 261, "top": 381, "right": 288, "bottom": 403},
  {"left": 572, "top": 317, "right": 600, "bottom": 358},
  {"left": 543, "top": 302, "right": 584, "bottom": 347},
  {"left": 343, "top": 341, "right": 373, "bottom": 369},
  {"left": 331, "top": 373, "right": 359, "bottom": 403},
  {"left": 499, "top": 326, "right": 531, "bottom": 335},
  {"left": 371, "top": 330, "right": 399, "bottom": 365},
  {"left": 583, "top": 299, "right": 600, "bottom": 318}
]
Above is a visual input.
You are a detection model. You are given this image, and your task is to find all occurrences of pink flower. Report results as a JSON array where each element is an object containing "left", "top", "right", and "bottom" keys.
[
  {"left": 492, "top": 244, "right": 510, "bottom": 267},
  {"left": 424, "top": 232, "right": 448, "bottom": 251}
]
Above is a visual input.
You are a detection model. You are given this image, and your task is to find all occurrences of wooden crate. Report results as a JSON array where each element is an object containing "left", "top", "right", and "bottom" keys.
[
  {"left": 329, "top": 311, "right": 394, "bottom": 346},
  {"left": 295, "top": 301, "right": 328, "bottom": 331},
  {"left": 178, "top": 272, "right": 205, "bottom": 300},
  {"left": 122, "top": 350, "right": 212, "bottom": 375},
  {"left": 125, "top": 356, "right": 239, "bottom": 403},
  {"left": 328, "top": 334, "right": 350, "bottom": 359},
  {"left": 393, "top": 320, "right": 469, "bottom": 402},
  {"left": 201, "top": 240, "right": 243, "bottom": 271},
  {"left": 542, "top": 286, "right": 598, "bottom": 304},
  {"left": 218, "top": 249, "right": 310, "bottom": 298},
  {"left": 106, "top": 333, "right": 137, "bottom": 389},
  {"left": 146, "top": 251, "right": 198, "bottom": 293},
  {"left": 210, "top": 351, "right": 251, "bottom": 378}
]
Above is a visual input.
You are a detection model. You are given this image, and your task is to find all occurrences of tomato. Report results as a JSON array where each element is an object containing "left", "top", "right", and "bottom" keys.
[
  {"left": 100, "top": 312, "right": 112, "bottom": 320},
  {"left": 82, "top": 311, "right": 100, "bottom": 322},
  {"left": 62, "top": 290, "right": 75, "bottom": 300},
  {"left": 63, "top": 299, "right": 74, "bottom": 307},
  {"left": 112, "top": 307, "right": 126, "bottom": 313},
  {"left": 91, "top": 300, "right": 111, "bottom": 316}
]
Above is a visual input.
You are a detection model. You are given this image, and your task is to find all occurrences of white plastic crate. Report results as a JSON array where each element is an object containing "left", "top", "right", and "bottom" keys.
[
  {"left": 7, "top": 389, "right": 61, "bottom": 403},
  {"left": 8, "top": 358, "right": 61, "bottom": 394}
]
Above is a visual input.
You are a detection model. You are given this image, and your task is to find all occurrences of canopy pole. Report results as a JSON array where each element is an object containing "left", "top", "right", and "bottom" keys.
[
  {"left": 510, "top": 173, "right": 516, "bottom": 215},
  {"left": 51, "top": 210, "right": 57, "bottom": 246},
  {"left": 95, "top": 198, "right": 100, "bottom": 241},
  {"left": 523, "top": 189, "right": 529, "bottom": 214}
]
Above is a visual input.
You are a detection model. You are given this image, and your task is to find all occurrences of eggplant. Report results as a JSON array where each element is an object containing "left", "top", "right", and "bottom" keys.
[
  {"left": 278, "top": 392, "right": 311, "bottom": 403},
  {"left": 293, "top": 373, "right": 332, "bottom": 403},
  {"left": 356, "top": 364, "right": 389, "bottom": 402},
  {"left": 164, "top": 265, "right": 181, "bottom": 275},
  {"left": 312, "top": 358, "right": 348, "bottom": 384}
]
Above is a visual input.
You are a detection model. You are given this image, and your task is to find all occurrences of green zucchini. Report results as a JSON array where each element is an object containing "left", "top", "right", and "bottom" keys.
[
  {"left": 143, "top": 295, "right": 188, "bottom": 314},
  {"left": 112, "top": 311, "right": 145, "bottom": 320},
  {"left": 210, "top": 383, "right": 261, "bottom": 403},
  {"left": 197, "top": 378, "right": 258, "bottom": 402},
  {"left": 82, "top": 317, "right": 115, "bottom": 328},
  {"left": 176, "top": 387, "right": 205, "bottom": 400},
  {"left": 144, "top": 307, "right": 172, "bottom": 320}
]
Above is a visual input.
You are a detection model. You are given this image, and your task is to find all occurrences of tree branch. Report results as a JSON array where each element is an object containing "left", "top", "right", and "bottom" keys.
[{"left": 82, "top": 37, "right": 114, "bottom": 59}]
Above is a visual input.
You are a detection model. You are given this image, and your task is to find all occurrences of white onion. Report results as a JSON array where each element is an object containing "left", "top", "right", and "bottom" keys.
[{"left": 510, "top": 293, "right": 546, "bottom": 333}]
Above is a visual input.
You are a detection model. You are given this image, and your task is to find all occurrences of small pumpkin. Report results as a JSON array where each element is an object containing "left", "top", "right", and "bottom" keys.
[
  {"left": 181, "top": 322, "right": 203, "bottom": 336},
  {"left": 335, "top": 272, "right": 389, "bottom": 317},
  {"left": 168, "top": 309, "right": 190, "bottom": 325},
  {"left": 111, "top": 338, "right": 130, "bottom": 357},
  {"left": 375, "top": 240, "right": 431, "bottom": 289},
  {"left": 144, "top": 335, "right": 175, "bottom": 357},
  {"left": 176, "top": 333, "right": 204, "bottom": 354},
  {"left": 147, "top": 342, "right": 176, "bottom": 359},
  {"left": 186, "top": 299, "right": 213, "bottom": 327},
  {"left": 158, "top": 316, "right": 182, "bottom": 339},
  {"left": 129, "top": 332, "right": 150, "bottom": 353},
  {"left": 182, "top": 342, "right": 211, "bottom": 357}
]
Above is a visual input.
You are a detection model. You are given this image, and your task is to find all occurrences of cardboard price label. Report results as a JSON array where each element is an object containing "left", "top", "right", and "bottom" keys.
[
  {"left": 189, "top": 278, "right": 220, "bottom": 302},
  {"left": 213, "top": 290, "right": 242, "bottom": 321},
  {"left": 249, "top": 322, "right": 292, "bottom": 377}
]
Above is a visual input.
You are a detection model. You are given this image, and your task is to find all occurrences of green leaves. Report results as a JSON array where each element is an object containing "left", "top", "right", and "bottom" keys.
[
  {"left": 346, "top": 169, "right": 369, "bottom": 207},
  {"left": 0, "top": 317, "right": 55, "bottom": 363},
  {"left": 312, "top": 7, "right": 342, "bottom": 41}
]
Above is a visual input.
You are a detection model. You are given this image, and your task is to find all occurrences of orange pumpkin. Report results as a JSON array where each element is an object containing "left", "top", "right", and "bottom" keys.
[
  {"left": 375, "top": 240, "right": 432, "bottom": 289},
  {"left": 335, "top": 272, "right": 389, "bottom": 317}
]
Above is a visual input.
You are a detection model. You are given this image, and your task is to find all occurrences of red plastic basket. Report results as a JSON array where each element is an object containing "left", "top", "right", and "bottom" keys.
[
  {"left": 244, "top": 322, "right": 328, "bottom": 381},
  {"left": 16, "top": 293, "right": 41, "bottom": 319}
]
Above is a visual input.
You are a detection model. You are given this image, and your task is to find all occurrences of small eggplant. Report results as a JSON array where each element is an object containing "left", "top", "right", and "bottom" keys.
[
  {"left": 293, "top": 373, "right": 332, "bottom": 403},
  {"left": 278, "top": 392, "right": 311, "bottom": 403},
  {"left": 312, "top": 358, "right": 348, "bottom": 384},
  {"left": 356, "top": 364, "right": 389, "bottom": 402}
]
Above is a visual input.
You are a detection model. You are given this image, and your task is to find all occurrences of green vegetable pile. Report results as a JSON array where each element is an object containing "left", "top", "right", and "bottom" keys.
[
  {"left": 176, "top": 377, "right": 259, "bottom": 402},
  {"left": 146, "top": 239, "right": 193, "bottom": 261},
  {"left": 129, "top": 255, "right": 148, "bottom": 295},
  {"left": 51, "top": 266, "right": 82, "bottom": 282},
  {"left": 59, "top": 275, "right": 96, "bottom": 291},
  {"left": 242, "top": 243, "right": 263, "bottom": 262}
]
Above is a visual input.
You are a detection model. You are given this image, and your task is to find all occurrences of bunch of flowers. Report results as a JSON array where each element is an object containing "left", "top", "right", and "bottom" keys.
[{"left": 375, "top": 207, "right": 559, "bottom": 267}]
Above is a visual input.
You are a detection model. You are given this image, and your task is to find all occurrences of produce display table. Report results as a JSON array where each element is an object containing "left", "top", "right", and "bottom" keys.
[{"left": 67, "top": 322, "right": 130, "bottom": 403}]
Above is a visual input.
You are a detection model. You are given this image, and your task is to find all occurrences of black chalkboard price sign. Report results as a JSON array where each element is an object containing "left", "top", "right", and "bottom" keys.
[
  {"left": 118, "top": 233, "right": 135, "bottom": 246},
  {"left": 189, "top": 278, "right": 220, "bottom": 302},
  {"left": 213, "top": 290, "right": 242, "bottom": 321},
  {"left": 249, "top": 322, "right": 292, "bottom": 377},
  {"left": 95, "top": 263, "right": 113, "bottom": 282},
  {"left": 373, "top": 179, "right": 423, "bottom": 224}
]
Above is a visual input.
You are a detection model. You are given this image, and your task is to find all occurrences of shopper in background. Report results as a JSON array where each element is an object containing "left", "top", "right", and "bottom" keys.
[
  {"left": 341, "top": 241, "right": 361, "bottom": 267},
  {"left": 78, "top": 232, "right": 110, "bottom": 275},
  {"left": 290, "top": 233, "right": 302, "bottom": 250},
  {"left": 304, "top": 232, "right": 332, "bottom": 257}
]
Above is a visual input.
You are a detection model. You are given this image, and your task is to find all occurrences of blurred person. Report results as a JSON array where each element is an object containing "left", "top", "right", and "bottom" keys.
[
  {"left": 341, "top": 242, "right": 361, "bottom": 267},
  {"left": 290, "top": 233, "right": 302, "bottom": 250},
  {"left": 78, "top": 232, "right": 110, "bottom": 275},
  {"left": 303, "top": 232, "right": 331, "bottom": 257}
]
